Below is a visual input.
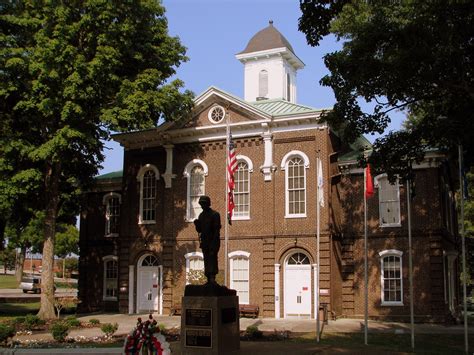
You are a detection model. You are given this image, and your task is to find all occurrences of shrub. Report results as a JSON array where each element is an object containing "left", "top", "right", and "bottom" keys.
[
  {"left": 89, "top": 318, "right": 100, "bottom": 325},
  {"left": 245, "top": 325, "right": 262, "bottom": 339},
  {"left": 101, "top": 322, "right": 118, "bottom": 337},
  {"left": 24, "top": 314, "right": 45, "bottom": 330},
  {"left": 13, "top": 316, "right": 25, "bottom": 325},
  {"left": 65, "top": 315, "right": 81, "bottom": 327},
  {"left": 158, "top": 323, "right": 166, "bottom": 334},
  {"left": 50, "top": 321, "right": 69, "bottom": 342},
  {"left": 0, "top": 323, "right": 15, "bottom": 345}
]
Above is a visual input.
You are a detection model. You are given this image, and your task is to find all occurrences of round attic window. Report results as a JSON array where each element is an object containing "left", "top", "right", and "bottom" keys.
[{"left": 208, "top": 105, "right": 225, "bottom": 124}]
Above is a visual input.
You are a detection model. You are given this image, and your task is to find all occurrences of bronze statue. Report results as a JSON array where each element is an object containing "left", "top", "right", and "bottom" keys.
[{"left": 194, "top": 196, "right": 221, "bottom": 284}]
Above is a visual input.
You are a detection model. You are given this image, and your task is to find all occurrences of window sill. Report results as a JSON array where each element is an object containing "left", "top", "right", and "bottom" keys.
[
  {"left": 232, "top": 216, "right": 250, "bottom": 221},
  {"left": 381, "top": 302, "right": 404, "bottom": 306},
  {"left": 285, "top": 214, "right": 307, "bottom": 219},
  {"left": 104, "top": 233, "right": 119, "bottom": 238},
  {"left": 380, "top": 223, "right": 401, "bottom": 228},
  {"left": 138, "top": 221, "right": 156, "bottom": 225},
  {"left": 103, "top": 297, "right": 118, "bottom": 302}
]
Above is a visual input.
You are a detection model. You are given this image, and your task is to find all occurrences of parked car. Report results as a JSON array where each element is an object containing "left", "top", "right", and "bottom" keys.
[{"left": 20, "top": 275, "right": 41, "bottom": 293}]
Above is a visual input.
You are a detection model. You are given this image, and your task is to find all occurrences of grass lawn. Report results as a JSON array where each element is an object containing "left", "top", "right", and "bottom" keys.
[
  {"left": 0, "top": 274, "right": 19, "bottom": 288},
  {"left": 295, "top": 332, "right": 474, "bottom": 354}
]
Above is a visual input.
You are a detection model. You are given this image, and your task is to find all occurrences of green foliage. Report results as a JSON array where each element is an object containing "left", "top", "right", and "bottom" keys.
[
  {"left": 158, "top": 323, "right": 166, "bottom": 333},
  {"left": 1, "top": 0, "right": 194, "bottom": 319},
  {"left": 299, "top": 1, "right": 474, "bottom": 177},
  {"left": 65, "top": 315, "right": 81, "bottom": 327},
  {"left": 64, "top": 258, "right": 78, "bottom": 274},
  {"left": 0, "top": 248, "right": 16, "bottom": 272},
  {"left": 100, "top": 322, "right": 118, "bottom": 337},
  {"left": 0, "top": 323, "right": 15, "bottom": 344},
  {"left": 50, "top": 321, "right": 69, "bottom": 342},
  {"left": 54, "top": 225, "right": 79, "bottom": 257},
  {"left": 13, "top": 316, "right": 25, "bottom": 325},
  {"left": 24, "top": 314, "right": 45, "bottom": 330},
  {"left": 89, "top": 318, "right": 100, "bottom": 325},
  {"left": 245, "top": 325, "right": 262, "bottom": 339}
]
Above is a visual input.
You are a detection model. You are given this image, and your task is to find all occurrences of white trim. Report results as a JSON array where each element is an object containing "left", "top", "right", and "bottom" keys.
[
  {"left": 102, "top": 192, "right": 122, "bottom": 205},
  {"left": 183, "top": 159, "right": 209, "bottom": 177},
  {"left": 137, "top": 164, "right": 159, "bottom": 225},
  {"left": 374, "top": 174, "right": 401, "bottom": 228},
  {"left": 128, "top": 265, "right": 134, "bottom": 314},
  {"left": 282, "top": 151, "right": 309, "bottom": 218},
  {"left": 102, "top": 255, "right": 118, "bottom": 301},
  {"left": 229, "top": 251, "right": 250, "bottom": 305},
  {"left": 235, "top": 47, "right": 305, "bottom": 70},
  {"left": 275, "top": 264, "right": 281, "bottom": 318},
  {"left": 208, "top": 105, "right": 226, "bottom": 124},
  {"left": 280, "top": 150, "right": 310, "bottom": 170},
  {"left": 136, "top": 254, "right": 162, "bottom": 314},
  {"left": 236, "top": 155, "right": 254, "bottom": 172},
  {"left": 184, "top": 252, "right": 204, "bottom": 285},
  {"left": 379, "top": 250, "right": 404, "bottom": 306},
  {"left": 183, "top": 160, "right": 208, "bottom": 222}
]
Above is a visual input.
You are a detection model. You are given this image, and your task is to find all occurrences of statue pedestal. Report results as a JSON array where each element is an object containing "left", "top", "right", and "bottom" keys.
[{"left": 180, "top": 285, "right": 240, "bottom": 354}]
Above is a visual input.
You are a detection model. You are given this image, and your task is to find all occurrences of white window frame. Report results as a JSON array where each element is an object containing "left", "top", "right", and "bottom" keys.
[
  {"left": 137, "top": 164, "right": 160, "bottom": 225},
  {"left": 183, "top": 159, "right": 208, "bottom": 222},
  {"left": 379, "top": 249, "right": 403, "bottom": 306},
  {"left": 184, "top": 252, "right": 204, "bottom": 285},
  {"left": 233, "top": 155, "right": 253, "bottom": 220},
  {"left": 229, "top": 251, "right": 251, "bottom": 305},
  {"left": 102, "top": 192, "right": 121, "bottom": 237},
  {"left": 259, "top": 69, "right": 268, "bottom": 98},
  {"left": 374, "top": 174, "right": 401, "bottom": 227},
  {"left": 281, "top": 150, "right": 310, "bottom": 218},
  {"left": 103, "top": 255, "right": 118, "bottom": 301}
]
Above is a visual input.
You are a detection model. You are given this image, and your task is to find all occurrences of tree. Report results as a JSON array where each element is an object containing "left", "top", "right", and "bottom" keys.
[
  {"left": 1, "top": 1, "right": 193, "bottom": 319},
  {"left": 298, "top": 1, "right": 474, "bottom": 178}
]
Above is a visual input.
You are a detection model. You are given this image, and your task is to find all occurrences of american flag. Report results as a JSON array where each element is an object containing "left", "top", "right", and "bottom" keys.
[{"left": 227, "top": 130, "right": 238, "bottom": 224}]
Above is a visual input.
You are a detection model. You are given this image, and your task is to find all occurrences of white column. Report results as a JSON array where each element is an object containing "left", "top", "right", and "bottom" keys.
[
  {"left": 274, "top": 264, "right": 280, "bottom": 319},
  {"left": 313, "top": 263, "right": 318, "bottom": 320},
  {"left": 446, "top": 251, "right": 458, "bottom": 313},
  {"left": 128, "top": 265, "right": 134, "bottom": 314},
  {"left": 260, "top": 123, "right": 275, "bottom": 181},
  {"left": 159, "top": 265, "right": 163, "bottom": 315},
  {"left": 162, "top": 144, "right": 176, "bottom": 188}
]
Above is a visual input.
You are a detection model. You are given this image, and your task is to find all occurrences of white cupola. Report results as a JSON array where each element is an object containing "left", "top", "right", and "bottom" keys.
[{"left": 236, "top": 20, "right": 304, "bottom": 103}]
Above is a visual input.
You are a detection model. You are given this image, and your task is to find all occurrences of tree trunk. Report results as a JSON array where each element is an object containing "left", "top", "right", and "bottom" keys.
[
  {"left": 37, "top": 162, "right": 60, "bottom": 320},
  {"left": 15, "top": 246, "right": 26, "bottom": 283}
]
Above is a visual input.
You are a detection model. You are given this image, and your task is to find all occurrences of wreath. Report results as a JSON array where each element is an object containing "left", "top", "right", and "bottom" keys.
[{"left": 123, "top": 314, "right": 171, "bottom": 355}]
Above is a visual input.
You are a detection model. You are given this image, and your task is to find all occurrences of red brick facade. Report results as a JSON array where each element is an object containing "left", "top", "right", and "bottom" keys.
[{"left": 78, "top": 92, "right": 459, "bottom": 322}]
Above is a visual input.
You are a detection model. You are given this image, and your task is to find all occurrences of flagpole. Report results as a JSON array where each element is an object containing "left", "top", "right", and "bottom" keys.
[
  {"left": 364, "top": 166, "right": 368, "bottom": 346},
  {"left": 316, "top": 157, "right": 321, "bottom": 343},
  {"left": 224, "top": 114, "right": 230, "bottom": 286},
  {"left": 406, "top": 178, "right": 415, "bottom": 350},
  {"left": 458, "top": 143, "right": 468, "bottom": 354}
]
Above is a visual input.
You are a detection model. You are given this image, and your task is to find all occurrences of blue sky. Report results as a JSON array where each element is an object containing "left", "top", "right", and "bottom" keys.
[{"left": 99, "top": 0, "right": 404, "bottom": 174}]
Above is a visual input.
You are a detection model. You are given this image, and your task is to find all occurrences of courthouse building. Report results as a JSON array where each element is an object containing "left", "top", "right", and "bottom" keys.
[{"left": 79, "top": 22, "right": 460, "bottom": 322}]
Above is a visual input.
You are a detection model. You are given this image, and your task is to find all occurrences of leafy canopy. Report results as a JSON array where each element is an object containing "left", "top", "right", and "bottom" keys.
[{"left": 299, "top": 1, "right": 474, "bottom": 179}]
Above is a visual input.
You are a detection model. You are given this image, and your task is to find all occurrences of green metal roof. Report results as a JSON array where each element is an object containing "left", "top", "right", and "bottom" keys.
[
  {"left": 250, "top": 99, "right": 321, "bottom": 116},
  {"left": 96, "top": 170, "right": 123, "bottom": 180}
]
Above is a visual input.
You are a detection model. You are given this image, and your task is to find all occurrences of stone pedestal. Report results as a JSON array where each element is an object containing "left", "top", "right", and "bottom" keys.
[{"left": 180, "top": 294, "right": 240, "bottom": 354}]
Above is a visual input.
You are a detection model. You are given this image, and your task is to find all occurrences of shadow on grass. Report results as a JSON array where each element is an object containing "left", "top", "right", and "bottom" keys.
[
  {"left": 293, "top": 332, "right": 474, "bottom": 354},
  {"left": 0, "top": 303, "right": 77, "bottom": 319}
]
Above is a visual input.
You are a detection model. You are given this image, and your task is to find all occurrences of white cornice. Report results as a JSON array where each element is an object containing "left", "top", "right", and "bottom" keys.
[{"left": 235, "top": 47, "right": 305, "bottom": 70}]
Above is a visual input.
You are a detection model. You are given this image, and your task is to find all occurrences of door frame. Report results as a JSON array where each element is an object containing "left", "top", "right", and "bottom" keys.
[
  {"left": 283, "top": 251, "right": 312, "bottom": 318},
  {"left": 136, "top": 254, "right": 163, "bottom": 314}
]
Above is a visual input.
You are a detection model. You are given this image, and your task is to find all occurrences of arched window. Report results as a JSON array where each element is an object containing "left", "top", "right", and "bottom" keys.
[
  {"left": 379, "top": 250, "right": 403, "bottom": 305},
  {"left": 287, "top": 252, "right": 310, "bottom": 265},
  {"left": 185, "top": 252, "right": 204, "bottom": 285},
  {"left": 375, "top": 174, "right": 401, "bottom": 227},
  {"left": 184, "top": 160, "right": 208, "bottom": 221},
  {"left": 137, "top": 165, "right": 159, "bottom": 224},
  {"left": 259, "top": 70, "right": 268, "bottom": 98},
  {"left": 102, "top": 193, "right": 121, "bottom": 237},
  {"left": 141, "top": 255, "right": 159, "bottom": 267},
  {"left": 229, "top": 251, "right": 250, "bottom": 304},
  {"left": 234, "top": 155, "right": 253, "bottom": 219},
  {"left": 103, "top": 256, "right": 118, "bottom": 301},
  {"left": 281, "top": 151, "right": 310, "bottom": 218}
]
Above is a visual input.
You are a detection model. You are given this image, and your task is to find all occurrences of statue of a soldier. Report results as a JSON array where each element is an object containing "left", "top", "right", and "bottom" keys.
[{"left": 194, "top": 196, "right": 221, "bottom": 284}]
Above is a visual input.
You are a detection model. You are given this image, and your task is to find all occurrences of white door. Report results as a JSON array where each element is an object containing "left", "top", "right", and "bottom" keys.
[
  {"left": 137, "top": 255, "right": 161, "bottom": 313},
  {"left": 284, "top": 252, "right": 312, "bottom": 318}
]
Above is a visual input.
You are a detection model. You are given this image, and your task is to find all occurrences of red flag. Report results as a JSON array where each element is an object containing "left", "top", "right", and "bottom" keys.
[
  {"left": 365, "top": 164, "right": 374, "bottom": 198},
  {"left": 227, "top": 131, "right": 238, "bottom": 224}
]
